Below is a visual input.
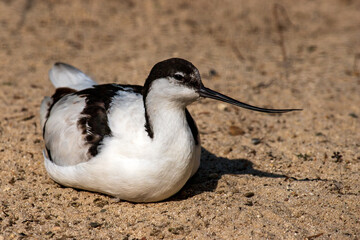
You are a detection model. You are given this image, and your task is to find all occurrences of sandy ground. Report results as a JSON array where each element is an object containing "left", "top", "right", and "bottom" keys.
[{"left": 0, "top": 0, "right": 359, "bottom": 239}]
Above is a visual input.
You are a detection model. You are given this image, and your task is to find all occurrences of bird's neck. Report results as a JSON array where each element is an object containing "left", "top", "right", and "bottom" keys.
[{"left": 144, "top": 94, "right": 189, "bottom": 143}]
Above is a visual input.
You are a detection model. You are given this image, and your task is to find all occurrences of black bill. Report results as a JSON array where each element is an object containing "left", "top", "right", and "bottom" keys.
[{"left": 199, "top": 86, "right": 302, "bottom": 113}]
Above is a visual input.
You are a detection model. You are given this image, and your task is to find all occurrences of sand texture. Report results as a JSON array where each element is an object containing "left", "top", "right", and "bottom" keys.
[{"left": 0, "top": 0, "right": 359, "bottom": 239}]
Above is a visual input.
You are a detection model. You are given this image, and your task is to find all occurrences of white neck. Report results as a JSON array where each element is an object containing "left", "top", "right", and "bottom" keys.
[
  {"left": 145, "top": 96, "right": 187, "bottom": 145},
  {"left": 144, "top": 78, "right": 198, "bottom": 147}
]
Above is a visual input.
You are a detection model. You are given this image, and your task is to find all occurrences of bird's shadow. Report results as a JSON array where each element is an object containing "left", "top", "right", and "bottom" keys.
[{"left": 170, "top": 147, "right": 322, "bottom": 201}]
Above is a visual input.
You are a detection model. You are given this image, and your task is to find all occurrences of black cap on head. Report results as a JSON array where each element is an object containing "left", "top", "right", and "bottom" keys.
[{"left": 144, "top": 58, "right": 202, "bottom": 90}]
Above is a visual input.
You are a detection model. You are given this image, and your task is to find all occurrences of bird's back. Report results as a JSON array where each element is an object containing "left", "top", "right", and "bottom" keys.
[{"left": 42, "top": 84, "right": 146, "bottom": 166}]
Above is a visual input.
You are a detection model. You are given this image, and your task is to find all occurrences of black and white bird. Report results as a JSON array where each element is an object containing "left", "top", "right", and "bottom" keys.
[{"left": 40, "top": 58, "right": 300, "bottom": 202}]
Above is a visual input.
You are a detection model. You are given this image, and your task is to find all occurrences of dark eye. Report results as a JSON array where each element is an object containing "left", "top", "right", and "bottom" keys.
[{"left": 174, "top": 74, "right": 184, "bottom": 80}]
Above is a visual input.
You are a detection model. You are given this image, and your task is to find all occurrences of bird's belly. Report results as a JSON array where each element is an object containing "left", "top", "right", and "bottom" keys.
[
  {"left": 45, "top": 136, "right": 200, "bottom": 202},
  {"left": 81, "top": 142, "right": 200, "bottom": 202}
]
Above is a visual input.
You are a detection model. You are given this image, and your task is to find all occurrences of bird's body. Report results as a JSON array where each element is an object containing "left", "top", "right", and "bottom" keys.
[{"left": 41, "top": 58, "right": 300, "bottom": 202}]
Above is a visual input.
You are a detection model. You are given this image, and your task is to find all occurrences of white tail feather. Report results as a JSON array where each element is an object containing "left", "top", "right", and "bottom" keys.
[{"left": 49, "top": 63, "right": 97, "bottom": 91}]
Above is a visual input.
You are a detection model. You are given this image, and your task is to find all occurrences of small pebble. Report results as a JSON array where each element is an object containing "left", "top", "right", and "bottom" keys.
[
  {"left": 244, "top": 200, "right": 253, "bottom": 206},
  {"left": 223, "top": 147, "right": 233, "bottom": 155},
  {"left": 244, "top": 192, "right": 255, "bottom": 198},
  {"left": 93, "top": 198, "right": 109, "bottom": 208},
  {"left": 229, "top": 126, "right": 245, "bottom": 136},
  {"left": 89, "top": 222, "right": 102, "bottom": 228},
  {"left": 217, "top": 103, "right": 229, "bottom": 111},
  {"left": 251, "top": 138, "right": 261, "bottom": 145},
  {"left": 307, "top": 45, "right": 317, "bottom": 53},
  {"left": 69, "top": 201, "right": 81, "bottom": 207},
  {"left": 209, "top": 69, "right": 218, "bottom": 76},
  {"left": 52, "top": 226, "right": 61, "bottom": 231},
  {"left": 349, "top": 113, "right": 358, "bottom": 118}
]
